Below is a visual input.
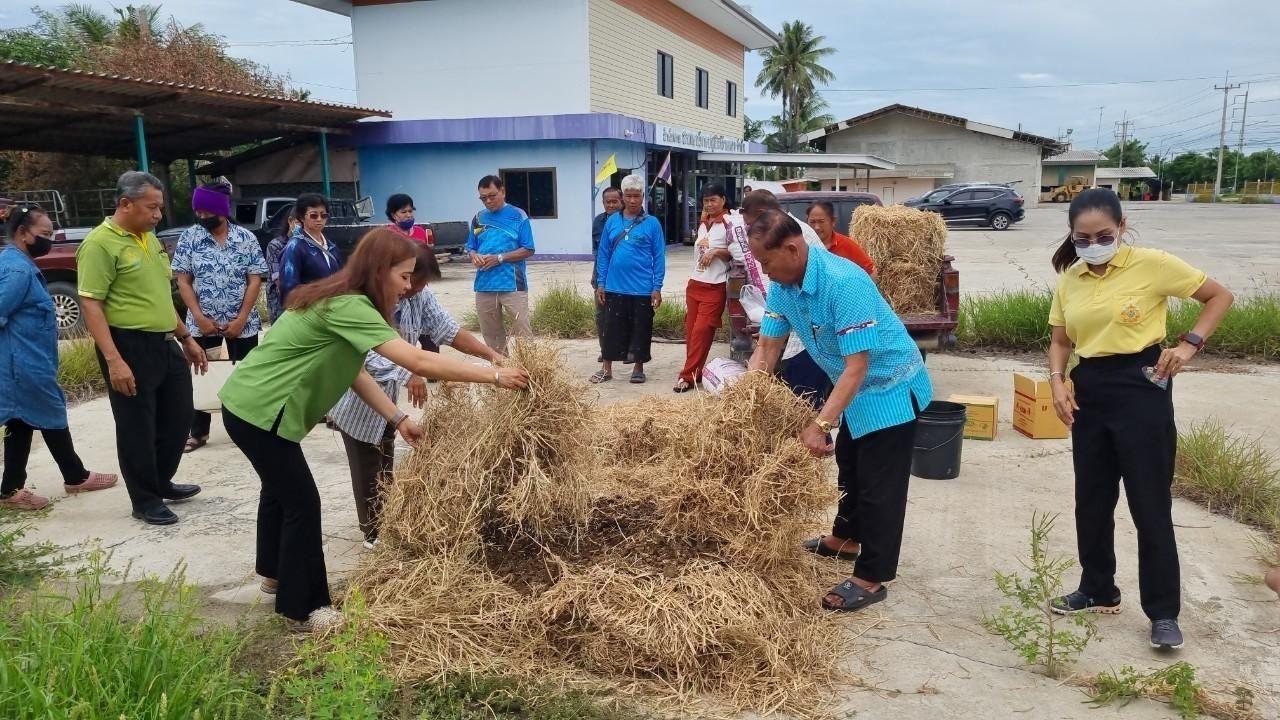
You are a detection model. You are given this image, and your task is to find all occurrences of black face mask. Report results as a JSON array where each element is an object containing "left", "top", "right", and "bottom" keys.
[
  {"left": 198, "top": 216, "right": 224, "bottom": 231},
  {"left": 28, "top": 235, "right": 53, "bottom": 258}
]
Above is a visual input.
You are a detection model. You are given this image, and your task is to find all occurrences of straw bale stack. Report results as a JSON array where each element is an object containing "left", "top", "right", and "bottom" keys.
[{"left": 851, "top": 204, "right": 947, "bottom": 314}]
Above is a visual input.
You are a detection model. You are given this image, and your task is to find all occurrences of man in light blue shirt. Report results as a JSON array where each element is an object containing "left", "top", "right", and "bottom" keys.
[
  {"left": 466, "top": 175, "right": 536, "bottom": 353},
  {"left": 746, "top": 210, "right": 932, "bottom": 615}
]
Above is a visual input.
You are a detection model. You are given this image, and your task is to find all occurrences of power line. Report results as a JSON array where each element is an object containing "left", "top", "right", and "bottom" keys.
[{"left": 822, "top": 72, "right": 1280, "bottom": 93}]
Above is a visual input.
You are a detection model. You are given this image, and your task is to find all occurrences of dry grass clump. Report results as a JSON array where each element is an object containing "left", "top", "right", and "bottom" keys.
[
  {"left": 360, "top": 340, "right": 844, "bottom": 717},
  {"left": 852, "top": 204, "right": 947, "bottom": 314}
]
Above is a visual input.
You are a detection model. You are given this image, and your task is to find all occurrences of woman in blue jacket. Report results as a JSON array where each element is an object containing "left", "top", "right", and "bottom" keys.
[
  {"left": 279, "top": 194, "right": 343, "bottom": 303},
  {"left": 0, "top": 206, "right": 117, "bottom": 511}
]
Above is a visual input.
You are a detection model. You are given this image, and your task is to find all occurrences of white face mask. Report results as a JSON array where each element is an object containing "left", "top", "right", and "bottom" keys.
[{"left": 1076, "top": 241, "right": 1118, "bottom": 265}]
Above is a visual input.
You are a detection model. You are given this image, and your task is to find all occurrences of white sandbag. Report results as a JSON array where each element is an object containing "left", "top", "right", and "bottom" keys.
[{"left": 702, "top": 357, "right": 747, "bottom": 397}]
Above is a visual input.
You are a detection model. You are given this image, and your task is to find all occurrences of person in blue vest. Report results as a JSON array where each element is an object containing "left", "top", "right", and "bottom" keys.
[
  {"left": 592, "top": 174, "right": 666, "bottom": 385},
  {"left": 279, "top": 194, "right": 342, "bottom": 303},
  {"left": 1, "top": 205, "right": 118, "bottom": 511},
  {"left": 467, "top": 175, "right": 536, "bottom": 353},
  {"left": 746, "top": 209, "right": 932, "bottom": 614}
]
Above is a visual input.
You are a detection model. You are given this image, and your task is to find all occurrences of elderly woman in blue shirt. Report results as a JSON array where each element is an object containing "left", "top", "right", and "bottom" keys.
[
  {"left": 0, "top": 206, "right": 117, "bottom": 511},
  {"left": 746, "top": 210, "right": 932, "bottom": 614},
  {"left": 592, "top": 174, "right": 665, "bottom": 384}
]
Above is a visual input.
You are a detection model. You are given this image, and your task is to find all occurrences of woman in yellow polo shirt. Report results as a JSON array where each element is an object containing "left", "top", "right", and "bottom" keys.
[{"left": 1046, "top": 188, "right": 1233, "bottom": 651}]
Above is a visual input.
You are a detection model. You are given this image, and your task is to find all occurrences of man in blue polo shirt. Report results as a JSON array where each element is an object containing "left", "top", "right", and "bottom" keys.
[
  {"left": 467, "top": 175, "right": 536, "bottom": 353},
  {"left": 746, "top": 210, "right": 932, "bottom": 615}
]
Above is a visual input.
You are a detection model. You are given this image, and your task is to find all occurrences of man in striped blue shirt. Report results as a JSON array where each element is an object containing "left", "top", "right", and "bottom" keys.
[{"left": 746, "top": 210, "right": 932, "bottom": 614}]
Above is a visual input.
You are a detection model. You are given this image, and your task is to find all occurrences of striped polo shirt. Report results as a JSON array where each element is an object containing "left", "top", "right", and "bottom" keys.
[{"left": 760, "top": 246, "right": 933, "bottom": 438}]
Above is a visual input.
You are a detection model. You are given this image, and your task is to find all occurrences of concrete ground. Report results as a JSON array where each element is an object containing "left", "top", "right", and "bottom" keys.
[{"left": 17, "top": 201, "right": 1280, "bottom": 718}]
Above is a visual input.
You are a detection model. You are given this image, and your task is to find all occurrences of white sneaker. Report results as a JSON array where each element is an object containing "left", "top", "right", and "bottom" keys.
[
  {"left": 289, "top": 606, "right": 344, "bottom": 633},
  {"left": 362, "top": 537, "right": 380, "bottom": 550}
]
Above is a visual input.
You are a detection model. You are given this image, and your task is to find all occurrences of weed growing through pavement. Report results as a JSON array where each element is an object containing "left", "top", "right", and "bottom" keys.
[
  {"left": 55, "top": 335, "right": 105, "bottom": 402},
  {"left": 652, "top": 299, "right": 686, "bottom": 339},
  {"left": 531, "top": 285, "right": 597, "bottom": 338},
  {"left": 1081, "top": 662, "right": 1258, "bottom": 720},
  {"left": 983, "top": 511, "right": 1095, "bottom": 678},
  {"left": 1175, "top": 420, "right": 1280, "bottom": 535},
  {"left": 0, "top": 511, "right": 63, "bottom": 588}
]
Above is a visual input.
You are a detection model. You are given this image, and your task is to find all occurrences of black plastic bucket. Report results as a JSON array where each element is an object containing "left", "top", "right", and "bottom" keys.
[{"left": 911, "top": 401, "right": 967, "bottom": 480}]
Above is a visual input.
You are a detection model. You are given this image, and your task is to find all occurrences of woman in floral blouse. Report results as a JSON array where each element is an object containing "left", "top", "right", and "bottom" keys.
[{"left": 172, "top": 182, "right": 268, "bottom": 452}]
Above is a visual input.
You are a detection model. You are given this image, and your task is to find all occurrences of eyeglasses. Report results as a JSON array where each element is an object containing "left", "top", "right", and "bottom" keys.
[
  {"left": 478, "top": 193, "right": 501, "bottom": 202},
  {"left": 306, "top": 212, "right": 328, "bottom": 220},
  {"left": 1071, "top": 233, "right": 1116, "bottom": 249}
]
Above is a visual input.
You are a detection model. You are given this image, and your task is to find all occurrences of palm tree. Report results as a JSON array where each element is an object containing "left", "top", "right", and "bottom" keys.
[
  {"left": 755, "top": 21, "right": 835, "bottom": 152},
  {"left": 766, "top": 90, "right": 834, "bottom": 154}
]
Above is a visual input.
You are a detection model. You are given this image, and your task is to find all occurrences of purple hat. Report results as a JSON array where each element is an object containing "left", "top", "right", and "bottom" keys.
[{"left": 192, "top": 183, "right": 232, "bottom": 217}]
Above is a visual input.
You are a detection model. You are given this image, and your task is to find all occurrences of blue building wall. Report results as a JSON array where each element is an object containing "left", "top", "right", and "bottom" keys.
[{"left": 358, "top": 138, "right": 650, "bottom": 258}]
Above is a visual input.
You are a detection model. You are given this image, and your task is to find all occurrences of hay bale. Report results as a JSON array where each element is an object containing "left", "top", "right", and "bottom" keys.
[
  {"left": 851, "top": 204, "right": 947, "bottom": 314},
  {"left": 361, "top": 343, "right": 848, "bottom": 717}
]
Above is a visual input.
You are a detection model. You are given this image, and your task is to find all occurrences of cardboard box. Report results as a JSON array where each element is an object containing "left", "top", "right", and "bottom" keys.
[
  {"left": 1012, "top": 373, "right": 1070, "bottom": 439},
  {"left": 948, "top": 394, "right": 998, "bottom": 440}
]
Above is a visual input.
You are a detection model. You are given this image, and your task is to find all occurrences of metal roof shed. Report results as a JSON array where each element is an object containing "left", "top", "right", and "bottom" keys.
[
  {"left": 698, "top": 151, "right": 896, "bottom": 193},
  {"left": 0, "top": 60, "right": 389, "bottom": 195}
]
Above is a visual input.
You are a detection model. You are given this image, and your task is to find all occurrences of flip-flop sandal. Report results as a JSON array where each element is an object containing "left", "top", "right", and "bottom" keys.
[
  {"left": 184, "top": 436, "right": 208, "bottom": 454},
  {"left": 589, "top": 371, "right": 613, "bottom": 384},
  {"left": 803, "top": 536, "right": 860, "bottom": 561},
  {"left": 673, "top": 379, "right": 695, "bottom": 393},
  {"left": 822, "top": 579, "right": 887, "bottom": 613},
  {"left": 630, "top": 371, "right": 647, "bottom": 384}
]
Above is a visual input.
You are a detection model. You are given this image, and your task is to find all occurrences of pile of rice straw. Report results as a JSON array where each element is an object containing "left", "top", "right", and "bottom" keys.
[
  {"left": 851, "top": 204, "right": 947, "bottom": 314},
  {"left": 359, "top": 340, "right": 846, "bottom": 717}
]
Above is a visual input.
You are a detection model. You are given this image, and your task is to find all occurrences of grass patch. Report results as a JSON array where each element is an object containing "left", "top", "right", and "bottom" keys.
[
  {"left": 1175, "top": 421, "right": 1280, "bottom": 534},
  {"left": 395, "top": 675, "right": 633, "bottom": 720},
  {"left": 652, "top": 300, "right": 686, "bottom": 340},
  {"left": 0, "top": 513, "right": 63, "bottom": 588},
  {"left": 957, "top": 290, "right": 1280, "bottom": 360},
  {"left": 531, "top": 286, "right": 597, "bottom": 339},
  {"left": 55, "top": 336, "right": 104, "bottom": 401},
  {"left": 0, "top": 556, "right": 267, "bottom": 719},
  {"left": 956, "top": 288, "right": 1052, "bottom": 350}
]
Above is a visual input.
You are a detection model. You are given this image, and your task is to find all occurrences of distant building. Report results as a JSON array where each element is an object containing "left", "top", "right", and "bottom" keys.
[
  {"left": 1042, "top": 149, "right": 1104, "bottom": 191},
  {"left": 802, "top": 104, "right": 1064, "bottom": 205},
  {"left": 290, "top": 0, "right": 776, "bottom": 255}
]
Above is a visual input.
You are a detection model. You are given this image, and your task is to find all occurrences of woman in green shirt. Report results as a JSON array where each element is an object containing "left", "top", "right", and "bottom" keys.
[{"left": 219, "top": 228, "right": 529, "bottom": 632}]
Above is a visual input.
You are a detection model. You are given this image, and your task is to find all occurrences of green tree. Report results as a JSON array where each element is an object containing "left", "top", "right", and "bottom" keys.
[
  {"left": 1160, "top": 152, "right": 1216, "bottom": 189},
  {"left": 1099, "top": 139, "right": 1148, "bottom": 168},
  {"left": 743, "top": 115, "right": 765, "bottom": 143},
  {"left": 765, "top": 90, "right": 833, "bottom": 153},
  {"left": 755, "top": 20, "right": 835, "bottom": 153}
]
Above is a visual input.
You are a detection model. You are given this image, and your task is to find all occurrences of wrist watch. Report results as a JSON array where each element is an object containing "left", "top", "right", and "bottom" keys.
[
  {"left": 497, "top": 254, "right": 505, "bottom": 264},
  {"left": 1179, "top": 332, "right": 1204, "bottom": 350},
  {"left": 813, "top": 417, "right": 835, "bottom": 433}
]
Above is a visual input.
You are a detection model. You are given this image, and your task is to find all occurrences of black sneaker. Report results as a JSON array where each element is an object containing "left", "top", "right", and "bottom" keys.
[
  {"left": 1150, "top": 619, "right": 1185, "bottom": 650},
  {"left": 1049, "top": 589, "right": 1122, "bottom": 615}
]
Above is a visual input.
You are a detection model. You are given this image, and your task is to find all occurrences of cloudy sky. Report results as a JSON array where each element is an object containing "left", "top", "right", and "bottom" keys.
[{"left": 2, "top": 0, "right": 1277, "bottom": 155}]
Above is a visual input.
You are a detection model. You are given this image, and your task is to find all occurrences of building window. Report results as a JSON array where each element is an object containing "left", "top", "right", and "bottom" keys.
[
  {"left": 695, "top": 68, "right": 709, "bottom": 109},
  {"left": 500, "top": 168, "right": 557, "bottom": 219},
  {"left": 657, "top": 51, "right": 674, "bottom": 99},
  {"left": 726, "top": 81, "right": 738, "bottom": 117}
]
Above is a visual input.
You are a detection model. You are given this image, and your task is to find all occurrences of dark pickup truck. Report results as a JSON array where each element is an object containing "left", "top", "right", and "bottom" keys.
[{"left": 726, "top": 191, "right": 959, "bottom": 362}]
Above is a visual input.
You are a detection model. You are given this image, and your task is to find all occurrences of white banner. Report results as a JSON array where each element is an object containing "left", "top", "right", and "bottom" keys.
[{"left": 654, "top": 123, "right": 748, "bottom": 154}]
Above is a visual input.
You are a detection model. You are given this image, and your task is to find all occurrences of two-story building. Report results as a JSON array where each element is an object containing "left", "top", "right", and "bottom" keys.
[{"left": 291, "top": 0, "right": 776, "bottom": 256}]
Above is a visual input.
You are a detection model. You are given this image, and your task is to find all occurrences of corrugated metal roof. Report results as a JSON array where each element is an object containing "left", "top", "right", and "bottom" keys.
[
  {"left": 1096, "top": 166, "right": 1157, "bottom": 179},
  {"left": 1044, "top": 149, "right": 1105, "bottom": 164},
  {"left": 0, "top": 60, "right": 389, "bottom": 159}
]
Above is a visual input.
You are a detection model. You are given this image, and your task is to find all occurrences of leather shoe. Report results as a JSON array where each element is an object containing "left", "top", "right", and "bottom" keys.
[
  {"left": 131, "top": 505, "right": 179, "bottom": 525},
  {"left": 160, "top": 484, "right": 201, "bottom": 501}
]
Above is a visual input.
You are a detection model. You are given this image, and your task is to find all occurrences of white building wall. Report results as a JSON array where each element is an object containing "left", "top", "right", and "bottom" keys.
[
  {"left": 822, "top": 114, "right": 1047, "bottom": 206},
  {"left": 588, "top": 0, "right": 744, "bottom": 139},
  {"left": 350, "top": 0, "right": 590, "bottom": 120}
]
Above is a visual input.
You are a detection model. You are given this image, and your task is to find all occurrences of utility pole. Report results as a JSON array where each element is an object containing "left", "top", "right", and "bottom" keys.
[
  {"left": 1214, "top": 72, "right": 1242, "bottom": 201},
  {"left": 1095, "top": 106, "right": 1105, "bottom": 149},
  {"left": 1233, "top": 86, "right": 1249, "bottom": 193},
  {"left": 1113, "top": 111, "right": 1133, "bottom": 169}
]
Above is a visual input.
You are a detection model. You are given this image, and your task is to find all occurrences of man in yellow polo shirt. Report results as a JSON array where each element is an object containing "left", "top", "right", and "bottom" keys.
[{"left": 77, "top": 171, "right": 209, "bottom": 526}]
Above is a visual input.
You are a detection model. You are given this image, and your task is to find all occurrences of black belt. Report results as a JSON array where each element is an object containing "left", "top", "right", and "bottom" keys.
[{"left": 109, "top": 327, "right": 176, "bottom": 341}]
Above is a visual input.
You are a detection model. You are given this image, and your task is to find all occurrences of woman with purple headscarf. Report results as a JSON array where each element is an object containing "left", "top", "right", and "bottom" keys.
[{"left": 172, "top": 180, "right": 269, "bottom": 452}]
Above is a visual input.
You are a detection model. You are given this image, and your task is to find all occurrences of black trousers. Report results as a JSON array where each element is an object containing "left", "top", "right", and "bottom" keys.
[
  {"left": 340, "top": 428, "right": 395, "bottom": 543},
  {"left": 190, "top": 334, "right": 258, "bottom": 439},
  {"left": 1071, "top": 345, "right": 1180, "bottom": 620},
  {"left": 419, "top": 335, "right": 439, "bottom": 353},
  {"left": 223, "top": 408, "right": 330, "bottom": 621},
  {"left": 2, "top": 420, "right": 88, "bottom": 495},
  {"left": 781, "top": 350, "right": 833, "bottom": 411},
  {"left": 602, "top": 292, "right": 654, "bottom": 364},
  {"left": 97, "top": 329, "right": 193, "bottom": 513},
  {"left": 833, "top": 412, "right": 919, "bottom": 584}
]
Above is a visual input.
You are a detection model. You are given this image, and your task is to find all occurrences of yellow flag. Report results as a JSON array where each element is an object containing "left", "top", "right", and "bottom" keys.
[{"left": 594, "top": 153, "right": 618, "bottom": 185}]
